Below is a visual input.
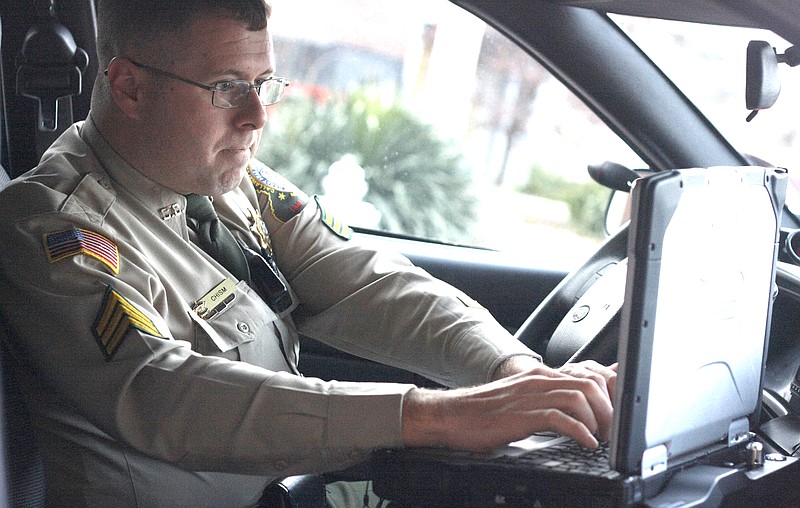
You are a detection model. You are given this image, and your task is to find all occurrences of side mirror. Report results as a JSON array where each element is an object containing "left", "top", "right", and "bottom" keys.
[{"left": 587, "top": 161, "right": 645, "bottom": 236}]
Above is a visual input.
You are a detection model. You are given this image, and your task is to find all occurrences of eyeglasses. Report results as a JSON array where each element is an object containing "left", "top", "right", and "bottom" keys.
[{"left": 121, "top": 59, "right": 289, "bottom": 108}]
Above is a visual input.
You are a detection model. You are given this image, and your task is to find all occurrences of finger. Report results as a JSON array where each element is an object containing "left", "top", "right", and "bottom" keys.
[
  {"left": 521, "top": 378, "right": 612, "bottom": 441},
  {"left": 559, "top": 360, "right": 617, "bottom": 400},
  {"left": 533, "top": 407, "right": 599, "bottom": 449},
  {"left": 562, "top": 359, "right": 617, "bottom": 379},
  {"left": 492, "top": 390, "right": 601, "bottom": 449},
  {"left": 574, "top": 379, "right": 614, "bottom": 440},
  {"left": 607, "top": 372, "right": 617, "bottom": 402},
  {"left": 558, "top": 364, "right": 610, "bottom": 400},
  {"left": 552, "top": 377, "right": 613, "bottom": 440}
]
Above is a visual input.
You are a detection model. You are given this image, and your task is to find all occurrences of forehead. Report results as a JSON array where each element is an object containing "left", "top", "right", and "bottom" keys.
[{"left": 171, "top": 16, "right": 273, "bottom": 75}]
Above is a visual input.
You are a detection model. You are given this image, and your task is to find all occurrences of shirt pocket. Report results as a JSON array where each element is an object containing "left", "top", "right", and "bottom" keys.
[
  {"left": 188, "top": 280, "right": 296, "bottom": 372},
  {"left": 188, "top": 280, "right": 275, "bottom": 353}
]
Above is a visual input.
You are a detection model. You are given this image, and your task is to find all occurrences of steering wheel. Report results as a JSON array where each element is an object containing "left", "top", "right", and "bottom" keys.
[{"left": 514, "top": 224, "right": 629, "bottom": 368}]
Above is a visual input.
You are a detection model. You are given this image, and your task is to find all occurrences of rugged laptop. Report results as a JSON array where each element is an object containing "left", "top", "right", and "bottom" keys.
[{"left": 371, "top": 166, "right": 791, "bottom": 507}]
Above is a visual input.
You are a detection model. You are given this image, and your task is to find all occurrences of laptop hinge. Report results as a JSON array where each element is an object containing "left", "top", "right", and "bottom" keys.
[
  {"left": 728, "top": 417, "right": 750, "bottom": 447},
  {"left": 641, "top": 444, "right": 668, "bottom": 479}
]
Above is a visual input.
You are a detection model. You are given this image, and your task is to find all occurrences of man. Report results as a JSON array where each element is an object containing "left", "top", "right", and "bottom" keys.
[{"left": 0, "top": 0, "right": 616, "bottom": 505}]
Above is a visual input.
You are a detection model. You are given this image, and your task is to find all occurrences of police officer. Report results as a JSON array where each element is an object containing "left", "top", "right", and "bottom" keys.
[{"left": 0, "top": 0, "right": 615, "bottom": 505}]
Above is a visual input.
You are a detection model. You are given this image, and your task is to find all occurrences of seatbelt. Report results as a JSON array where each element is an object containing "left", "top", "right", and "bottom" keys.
[{"left": 15, "top": 0, "right": 89, "bottom": 159}]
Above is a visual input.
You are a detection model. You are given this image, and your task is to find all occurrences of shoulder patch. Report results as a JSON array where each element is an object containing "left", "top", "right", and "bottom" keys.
[
  {"left": 43, "top": 228, "right": 120, "bottom": 274},
  {"left": 315, "top": 196, "right": 352, "bottom": 240},
  {"left": 92, "top": 285, "right": 166, "bottom": 360},
  {"left": 247, "top": 161, "right": 309, "bottom": 223}
]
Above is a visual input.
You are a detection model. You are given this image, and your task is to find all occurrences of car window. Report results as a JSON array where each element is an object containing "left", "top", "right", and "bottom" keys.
[
  {"left": 613, "top": 15, "right": 800, "bottom": 214},
  {"left": 260, "top": 0, "right": 645, "bottom": 268}
]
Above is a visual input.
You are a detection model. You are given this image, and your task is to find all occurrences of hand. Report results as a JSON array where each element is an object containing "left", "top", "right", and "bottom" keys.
[
  {"left": 493, "top": 356, "right": 617, "bottom": 405},
  {"left": 401, "top": 363, "right": 614, "bottom": 452},
  {"left": 558, "top": 360, "right": 617, "bottom": 402}
]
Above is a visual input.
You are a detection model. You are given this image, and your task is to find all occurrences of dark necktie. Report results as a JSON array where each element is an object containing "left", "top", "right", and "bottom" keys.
[{"left": 185, "top": 194, "right": 250, "bottom": 283}]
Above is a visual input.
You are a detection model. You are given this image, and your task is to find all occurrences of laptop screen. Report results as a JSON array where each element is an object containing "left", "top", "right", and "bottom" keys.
[{"left": 610, "top": 167, "right": 786, "bottom": 476}]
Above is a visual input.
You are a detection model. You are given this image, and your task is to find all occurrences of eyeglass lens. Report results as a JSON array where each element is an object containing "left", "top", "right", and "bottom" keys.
[{"left": 212, "top": 79, "right": 287, "bottom": 108}]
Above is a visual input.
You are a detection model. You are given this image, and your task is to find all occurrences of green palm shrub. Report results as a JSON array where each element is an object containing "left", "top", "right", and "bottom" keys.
[{"left": 256, "top": 89, "right": 477, "bottom": 243}]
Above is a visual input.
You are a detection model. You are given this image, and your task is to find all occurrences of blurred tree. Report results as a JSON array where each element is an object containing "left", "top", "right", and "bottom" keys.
[
  {"left": 518, "top": 165, "right": 608, "bottom": 238},
  {"left": 471, "top": 28, "right": 548, "bottom": 186},
  {"left": 256, "top": 89, "right": 477, "bottom": 243}
]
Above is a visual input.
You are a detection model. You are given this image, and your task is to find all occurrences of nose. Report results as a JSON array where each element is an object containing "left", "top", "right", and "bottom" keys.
[{"left": 236, "top": 87, "right": 268, "bottom": 131}]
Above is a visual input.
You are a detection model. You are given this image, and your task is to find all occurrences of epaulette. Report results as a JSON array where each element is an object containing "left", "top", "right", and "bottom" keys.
[{"left": 247, "top": 161, "right": 309, "bottom": 223}]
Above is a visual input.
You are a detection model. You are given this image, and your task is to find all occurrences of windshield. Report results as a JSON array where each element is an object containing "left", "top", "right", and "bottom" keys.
[{"left": 613, "top": 14, "right": 800, "bottom": 214}]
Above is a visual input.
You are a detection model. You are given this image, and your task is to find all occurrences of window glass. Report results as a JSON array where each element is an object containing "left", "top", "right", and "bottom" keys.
[
  {"left": 260, "top": 0, "right": 644, "bottom": 268},
  {"left": 613, "top": 15, "right": 800, "bottom": 214}
]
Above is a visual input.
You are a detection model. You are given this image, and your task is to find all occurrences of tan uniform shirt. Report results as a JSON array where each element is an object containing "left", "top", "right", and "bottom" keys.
[{"left": 0, "top": 116, "right": 539, "bottom": 507}]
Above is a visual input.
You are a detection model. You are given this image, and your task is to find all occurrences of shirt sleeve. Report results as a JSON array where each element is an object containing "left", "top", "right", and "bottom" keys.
[{"left": 247, "top": 162, "right": 541, "bottom": 387}]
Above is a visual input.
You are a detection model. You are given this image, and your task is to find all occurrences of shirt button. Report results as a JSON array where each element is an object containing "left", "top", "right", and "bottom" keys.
[
  {"left": 274, "top": 459, "right": 289, "bottom": 471},
  {"left": 237, "top": 322, "right": 250, "bottom": 333}
]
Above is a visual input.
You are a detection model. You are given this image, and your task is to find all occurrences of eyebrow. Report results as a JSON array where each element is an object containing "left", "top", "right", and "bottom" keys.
[{"left": 210, "top": 67, "right": 275, "bottom": 82}]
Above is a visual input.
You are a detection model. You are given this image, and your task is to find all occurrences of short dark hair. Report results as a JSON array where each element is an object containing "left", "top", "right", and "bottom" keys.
[{"left": 96, "top": 0, "right": 271, "bottom": 68}]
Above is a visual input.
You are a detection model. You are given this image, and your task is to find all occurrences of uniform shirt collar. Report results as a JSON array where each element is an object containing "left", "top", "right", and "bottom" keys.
[{"left": 80, "top": 114, "right": 188, "bottom": 231}]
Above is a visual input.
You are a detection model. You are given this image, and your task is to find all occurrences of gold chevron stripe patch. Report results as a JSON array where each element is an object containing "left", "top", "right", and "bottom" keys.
[
  {"left": 92, "top": 285, "right": 165, "bottom": 360},
  {"left": 315, "top": 196, "right": 352, "bottom": 240}
]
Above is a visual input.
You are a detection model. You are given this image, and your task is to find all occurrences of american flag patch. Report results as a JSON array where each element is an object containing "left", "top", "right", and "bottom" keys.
[
  {"left": 93, "top": 285, "right": 165, "bottom": 360},
  {"left": 44, "top": 228, "right": 120, "bottom": 274}
]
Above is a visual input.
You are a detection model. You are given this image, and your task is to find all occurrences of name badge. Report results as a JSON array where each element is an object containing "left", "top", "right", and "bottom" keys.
[{"left": 192, "top": 278, "right": 236, "bottom": 320}]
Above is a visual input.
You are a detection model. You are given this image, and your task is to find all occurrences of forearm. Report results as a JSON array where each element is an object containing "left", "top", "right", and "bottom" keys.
[
  {"left": 289, "top": 246, "right": 540, "bottom": 386},
  {"left": 400, "top": 358, "right": 562, "bottom": 450}
]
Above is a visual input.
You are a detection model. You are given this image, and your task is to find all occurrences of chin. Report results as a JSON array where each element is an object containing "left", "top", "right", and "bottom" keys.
[{"left": 212, "top": 167, "right": 248, "bottom": 197}]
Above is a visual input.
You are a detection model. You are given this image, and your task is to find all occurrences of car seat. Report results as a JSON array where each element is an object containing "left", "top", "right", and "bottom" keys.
[
  {"left": 0, "top": 323, "right": 46, "bottom": 508},
  {"left": 1, "top": 10, "right": 47, "bottom": 507}
]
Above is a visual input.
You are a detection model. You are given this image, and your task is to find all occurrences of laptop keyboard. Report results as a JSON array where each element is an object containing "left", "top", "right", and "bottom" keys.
[{"left": 493, "top": 440, "right": 621, "bottom": 479}]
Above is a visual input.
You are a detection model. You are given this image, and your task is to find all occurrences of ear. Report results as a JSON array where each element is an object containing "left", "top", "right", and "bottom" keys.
[{"left": 105, "top": 57, "right": 149, "bottom": 119}]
